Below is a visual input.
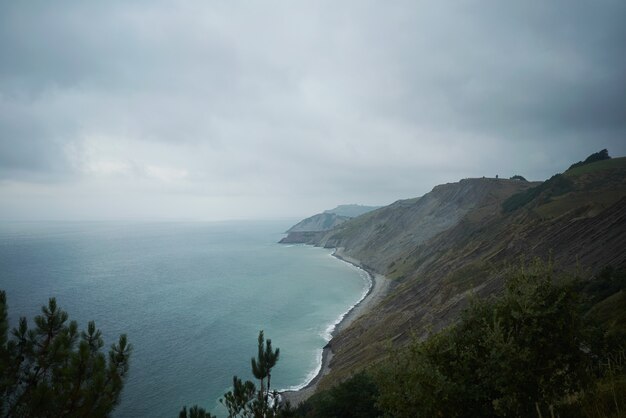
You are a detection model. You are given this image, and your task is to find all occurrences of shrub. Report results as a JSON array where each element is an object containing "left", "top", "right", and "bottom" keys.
[{"left": 376, "top": 262, "right": 597, "bottom": 417}]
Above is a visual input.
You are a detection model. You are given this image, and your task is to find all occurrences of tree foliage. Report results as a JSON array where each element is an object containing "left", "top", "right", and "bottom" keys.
[
  {"left": 295, "top": 372, "right": 381, "bottom": 418},
  {"left": 0, "top": 290, "right": 132, "bottom": 418},
  {"left": 376, "top": 262, "right": 599, "bottom": 417},
  {"left": 179, "top": 405, "right": 215, "bottom": 418},
  {"left": 501, "top": 151, "right": 616, "bottom": 213},
  {"left": 251, "top": 330, "right": 280, "bottom": 404},
  {"left": 222, "top": 330, "right": 285, "bottom": 418},
  {"left": 183, "top": 330, "right": 290, "bottom": 418}
]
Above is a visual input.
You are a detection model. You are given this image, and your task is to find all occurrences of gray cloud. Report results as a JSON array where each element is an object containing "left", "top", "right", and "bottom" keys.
[{"left": 1, "top": 0, "right": 625, "bottom": 220}]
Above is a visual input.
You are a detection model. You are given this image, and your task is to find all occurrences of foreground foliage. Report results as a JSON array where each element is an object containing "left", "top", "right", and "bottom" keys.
[
  {"left": 5, "top": 260, "right": 623, "bottom": 418},
  {"left": 375, "top": 262, "right": 625, "bottom": 417},
  {"left": 297, "top": 262, "right": 625, "bottom": 418},
  {"left": 0, "top": 291, "right": 132, "bottom": 418},
  {"left": 295, "top": 372, "right": 380, "bottom": 418},
  {"left": 181, "top": 330, "right": 292, "bottom": 418}
]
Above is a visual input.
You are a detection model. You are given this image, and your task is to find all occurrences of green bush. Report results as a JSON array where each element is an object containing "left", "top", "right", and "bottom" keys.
[
  {"left": 376, "top": 262, "right": 599, "bottom": 417},
  {"left": 296, "top": 372, "right": 380, "bottom": 418}
]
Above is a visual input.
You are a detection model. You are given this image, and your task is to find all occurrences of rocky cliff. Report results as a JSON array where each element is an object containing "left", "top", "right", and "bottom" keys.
[{"left": 283, "top": 156, "right": 626, "bottom": 388}]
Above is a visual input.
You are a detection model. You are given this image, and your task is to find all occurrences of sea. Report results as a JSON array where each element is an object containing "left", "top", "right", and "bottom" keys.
[{"left": 0, "top": 220, "right": 370, "bottom": 417}]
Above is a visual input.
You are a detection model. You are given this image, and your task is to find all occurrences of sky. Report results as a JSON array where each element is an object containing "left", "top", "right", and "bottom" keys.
[{"left": 1, "top": 1, "right": 625, "bottom": 221}]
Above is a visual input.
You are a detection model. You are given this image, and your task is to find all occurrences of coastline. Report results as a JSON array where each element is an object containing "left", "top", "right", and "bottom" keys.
[{"left": 280, "top": 248, "right": 391, "bottom": 406}]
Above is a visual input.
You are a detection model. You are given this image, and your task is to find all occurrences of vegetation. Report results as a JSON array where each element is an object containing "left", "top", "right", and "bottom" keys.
[
  {"left": 576, "top": 266, "right": 626, "bottom": 345},
  {"left": 502, "top": 150, "right": 618, "bottom": 213},
  {"left": 377, "top": 262, "right": 596, "bottom": 417},
  {"left": 251, "top": 330, "right": 280, "bottom": 403},
  {"left": 565, "top": 156, "right": 626, "bottom": 178},
  {"left": 296, "top": 262, "right": 626, "bottom": 418},
  {"left": 2, "top": 262, "right": 624, "bottom": 418},
  {"left": 0, "top": 291, "right": 132, "bottom": 418},
  {"left": 568, "top": 149, "right": 611, "bottom": 171},
  {"left": 181, "top": 330, "right": 291, "bottom": 418},
  {"left": 295, "top": 372, "right": 380, "bottom": 418},
  {"left": 509, "top": 175, "right": 527, "bottom": 181},
  {"left": 179, "top": 405, "right": 216, "bottom": 418},
  {"left": 502, "top": 173, "right": 573, "bottom": 212}
]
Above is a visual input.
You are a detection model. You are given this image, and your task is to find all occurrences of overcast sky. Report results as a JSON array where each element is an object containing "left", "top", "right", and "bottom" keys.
[{"left": 1, "top": 1, "right": 625, "bottom": 221}]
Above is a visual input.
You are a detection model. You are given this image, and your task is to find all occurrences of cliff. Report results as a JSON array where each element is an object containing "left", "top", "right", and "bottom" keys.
[
  {"left": 283, "top": 156, "right": 626, "bottom": 388},
  {"left": 279, "top": 205, "right": 379, "bottom": 242}
]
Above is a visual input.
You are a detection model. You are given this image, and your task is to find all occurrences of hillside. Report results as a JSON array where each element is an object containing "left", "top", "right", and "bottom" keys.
[
  {"left": 317, "top": 178, "right": 537, "bottom": 274},
  {"left": 285, "top": 212, "right": 351, "bottom": 233},
  {"left": 279, "top": 205, "right": 379, "bottom": 243},
  {"left": 283, "top": 156, "right": 626, "bottom": 388},
  {"left": 323, "top": 204, "right": 381, "bottom": 218}
]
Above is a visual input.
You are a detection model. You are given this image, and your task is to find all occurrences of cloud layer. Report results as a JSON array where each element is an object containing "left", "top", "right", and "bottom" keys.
[{"left": 1, "top": 1, "right": 625, "bottom": 220}]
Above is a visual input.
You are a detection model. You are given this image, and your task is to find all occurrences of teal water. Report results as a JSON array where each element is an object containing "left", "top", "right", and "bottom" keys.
[{"left": 0, "top": 221, "right": 369, "bottom": 417}]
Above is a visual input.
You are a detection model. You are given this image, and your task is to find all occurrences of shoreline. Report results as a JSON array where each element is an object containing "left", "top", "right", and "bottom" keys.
[{"left": 280, "top": 248, "right": 391, "bottom": 406}]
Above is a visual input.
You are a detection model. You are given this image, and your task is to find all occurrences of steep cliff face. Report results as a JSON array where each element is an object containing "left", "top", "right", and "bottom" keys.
[
  {"left": 285, "top": 157, "right": 626, "bottom": 388},
  {"left": 317, "top": 178, "right": 537, "bottom": 273}
]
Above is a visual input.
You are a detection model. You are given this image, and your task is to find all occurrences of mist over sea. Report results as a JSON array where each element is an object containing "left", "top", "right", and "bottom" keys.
[{"left": 0, "top": 221, "right": 368, "bottom": 417}]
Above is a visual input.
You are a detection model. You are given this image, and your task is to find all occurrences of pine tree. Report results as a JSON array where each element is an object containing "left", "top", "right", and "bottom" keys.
[
  {"left": 194, "top": 330, "right": 287, "bottom": 418},
  {"left": 251, "top": 331, "right": 268, "bottom": 397},
  {"left": 219, "top": 376, "right": 255, "bottom": 418},
  {"left": 179, "top": 405, "right": 215, "bottom": 418},
  {"left": 263, "top": 334, "right": 280, "bottom": 404},
  {"left": 251, "top": 330, "right": 280, "bottom": 404},
  {"left": 0, "top": 290, "right": 132, "bottom": 418}
]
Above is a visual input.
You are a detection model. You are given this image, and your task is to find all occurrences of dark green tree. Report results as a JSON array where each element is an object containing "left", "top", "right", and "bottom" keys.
[
  {"left": 251, "top": 330, "right": 280, "bottom": 404},
  {"left": 376, "top": 262, "right": 597, "bottom": 417},
  {"left": 220, "top": 376, "right": 256, "bottom": 418},
  {"left": 186, "top": 330, "right": 288, "bottom": 418},
  {"left": 296, "top": 372, "right": 381, "bottom": 418},
  {"left": 0, "top": 290, "right": 132, "bottom": 418},
  {"left": 179, "top": 405, "right": 215, "bottom": 418}
]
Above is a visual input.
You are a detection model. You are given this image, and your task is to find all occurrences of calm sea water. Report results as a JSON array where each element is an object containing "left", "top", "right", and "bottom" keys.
[{"left": 0, "top": 221, "right": 369, "bottom": 417}]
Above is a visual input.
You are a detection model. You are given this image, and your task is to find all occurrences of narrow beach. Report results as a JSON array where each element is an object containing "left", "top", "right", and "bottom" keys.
[{"left": 280, "top": 249, "right": 391, "bottom": 406}]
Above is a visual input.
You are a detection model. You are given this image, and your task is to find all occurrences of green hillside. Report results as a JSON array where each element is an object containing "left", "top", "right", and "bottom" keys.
[{"left": 279, "top": 152, "right": 626, "bottom": 392}]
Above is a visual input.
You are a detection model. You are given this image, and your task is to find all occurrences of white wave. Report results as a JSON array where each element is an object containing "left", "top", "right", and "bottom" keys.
[
  {"left": 280, "top": 253, "right": 374, "bottom": 393},
  {"left": 279, "top": 348, "right": 324, "bottom": 391},
  {"left": 321, "top": 260, "right": 372, "bottom": 341}
]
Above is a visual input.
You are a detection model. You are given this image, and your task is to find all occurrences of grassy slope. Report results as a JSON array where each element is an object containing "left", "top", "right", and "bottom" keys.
[
  {"left": 535, "top": 156, "right": 626, "bottom": 218},
  {"left": 565, "top": 156, "right": 626, "bottom": 176}
]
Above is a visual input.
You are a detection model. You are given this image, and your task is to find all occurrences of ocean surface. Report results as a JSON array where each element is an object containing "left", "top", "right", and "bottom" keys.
[{"left": 0, "top": 221, "right": 369, "bottom": 417}]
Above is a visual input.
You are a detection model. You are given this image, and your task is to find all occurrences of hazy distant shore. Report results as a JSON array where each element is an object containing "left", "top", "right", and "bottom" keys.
[{"left": 280, "top": 248, "right": 391, "bottom": 406}]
